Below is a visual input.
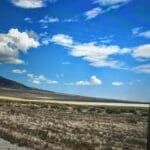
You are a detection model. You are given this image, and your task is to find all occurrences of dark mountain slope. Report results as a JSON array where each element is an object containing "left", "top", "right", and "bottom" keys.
[{"left": 0, "top": 76, "right": 29, "bottom": 90}]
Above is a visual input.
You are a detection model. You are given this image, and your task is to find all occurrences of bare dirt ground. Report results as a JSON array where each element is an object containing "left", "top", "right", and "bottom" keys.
[{"left": 0, "top": 100, "right": 149, "bottom": 150}]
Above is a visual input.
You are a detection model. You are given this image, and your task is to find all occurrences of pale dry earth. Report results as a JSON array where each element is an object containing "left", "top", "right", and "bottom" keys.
[{"left": 0, "top": 96, "right": 149, "bottom": 107}]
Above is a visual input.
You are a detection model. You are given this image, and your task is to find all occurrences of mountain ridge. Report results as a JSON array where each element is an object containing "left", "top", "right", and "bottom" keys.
[
  {"left": 0, "top": 76, "right": 148, "bottom": 104},
  {"left": 0, "top": 76, "right": 29, "bottom": 90}
]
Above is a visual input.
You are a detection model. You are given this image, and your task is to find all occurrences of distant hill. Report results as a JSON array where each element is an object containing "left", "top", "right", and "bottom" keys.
[
  {"left": 0, "top": 76, "right": 29, "bottom": 90},
  {"left": 0, "top": 76, "right": 147, "bottom": 104}
]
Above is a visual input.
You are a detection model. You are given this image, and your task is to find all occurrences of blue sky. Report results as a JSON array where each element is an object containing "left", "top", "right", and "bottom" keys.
[{"left": 0, "top": 0, "right": 150, "bottom": 102}]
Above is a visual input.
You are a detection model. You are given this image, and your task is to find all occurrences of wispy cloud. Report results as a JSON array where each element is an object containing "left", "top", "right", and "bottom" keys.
[
  {"left": 24, "top": 17, "right": 32, "bottom": 23},
  {"left": 138, "top": 31, "right": 150, "bottom": 39},
  {"left": 63, "top": 18, "right": 78, "bottom": 22},
  {"left": 132, "top": 27, "right": 142, "bottom": 34},
  {"left": 132, "top": 64, "right": 150, "bottom": 74},
  {"left": 98, "top": 36, "right": 113, "bottom": 43},
  {"left": 93, "top": 0, "right": 130, "bottom": 6},
  {"left": 129, "top": 79, "right": 141, "bottom": 85},
  {"left": 62, "top": 61, "right": 71, "bottom": 65},
  {"left": 56, "top": 73, "right": 64, "bottom": 79},
  {"left": 40, "top": 32, "right": 48, "bottom": 37},
  {"left": 85, "top": 7, "right": 103, "bottom": 20},
  {"left": 39, "top": 16, "right": 59, "bottom": 24},
  {"left": 39, "top": 16, "right": 59, "bottom": 28},
  {"left": 76, "top": 75, "right": 102, "bottom": 86},
  {"left": 84, "top": 0, "right": 130, "bottom": 19},
  {"left": 27, "top": 74, "right": 58, "bottom": 84},
  {"left": 12, "top": 69, "right": 27, "bottom": 74},
  {"left": 0, "top": 28, "right": 39, "bottom": 64},
  {"left": 100, "top": 39, "right": 111, "bottom": 43},
  {"left": 112, "top": 81, "right": 124, "bottom": 86},
  {"left": 132, "top": 27, "right": 150, "bottom": 39}
]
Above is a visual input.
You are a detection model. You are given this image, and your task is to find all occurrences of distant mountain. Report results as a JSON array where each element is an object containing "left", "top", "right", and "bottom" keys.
[
  {"left": 0, "top": 76, "right": 29, "bottom": 90},
  {"left": 0, "top": 75, "right": 110, "bottom": 102},
  {"left": 0, "top": 76, "right": 146, "bottom": 104}
]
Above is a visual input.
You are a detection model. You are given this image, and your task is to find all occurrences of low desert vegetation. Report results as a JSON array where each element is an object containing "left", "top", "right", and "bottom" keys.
[{"left": 0, "top": 100, "right": 149, "bottom": 150}]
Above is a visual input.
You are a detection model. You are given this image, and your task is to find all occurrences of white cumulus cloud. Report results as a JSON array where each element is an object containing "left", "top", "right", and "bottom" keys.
[
  {"left": 71, "top": 43, "right": 129, "bottom": 68},
  {"left": 11, "top": 0, "right": 57, "bottom": 9},
  {"left": 0, "top": 28, "right": 39, "bottom": 64},
  {"left": 132, "top": 44, "right": 150, "bottom": 59},
  {"left": 50, "top": 34, "right": 130, "bottom": 68},
  {"left": 11, "top": 0, "right": 45, "bottom": 8},
  {"left": 50, "top": 34, "right": 73, "bottom": 47},
  {"left": 76, "top": 75, "right": 102, "bottom": 86}
]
